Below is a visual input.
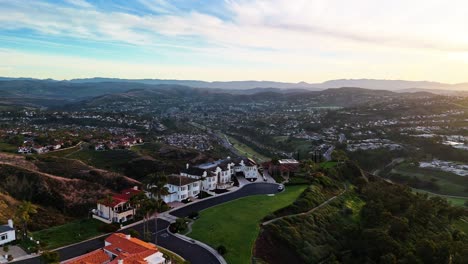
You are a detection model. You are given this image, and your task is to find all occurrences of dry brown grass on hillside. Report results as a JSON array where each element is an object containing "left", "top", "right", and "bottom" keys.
[
  {"left": 0, "top": 192, "right": 18, "bottom": 223},
  {"left": 0, "top": 152, "right": 38, "bottom": 171}
]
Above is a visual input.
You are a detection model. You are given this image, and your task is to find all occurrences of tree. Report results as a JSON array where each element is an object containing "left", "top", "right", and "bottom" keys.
[
  {"left": 41, "top": 251, "right": 60, "bottom": 264},
  {"left": 140, "top": 198, "right": 157, "bottom": 240},
  {"left": 331, "top": 150, "right": 348, "bottom": 163},
  {"left": 15, "top": 201, "right": 38, "bottom": 238},
  {"left": 145, "top": 172, "right": 170, "bottom": 212},
  {"left": 128, "top": 191, "right": 148, "bottom": 219}
]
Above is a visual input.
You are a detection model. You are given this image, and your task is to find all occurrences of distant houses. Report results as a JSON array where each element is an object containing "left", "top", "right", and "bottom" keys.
[
  {"left": 0, "top": 220, "right": 15, "bottom": 246},
  {"left": 63, "top": 233, "right": 165, "bottom": 264},
  {"left": 92, "top": 187, "right": 142, "bottom": 224}
]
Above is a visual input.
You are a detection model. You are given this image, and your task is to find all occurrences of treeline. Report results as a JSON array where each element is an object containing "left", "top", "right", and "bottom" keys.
[{"left": 256, "top": 166, "right": 468, "bottom": 264}]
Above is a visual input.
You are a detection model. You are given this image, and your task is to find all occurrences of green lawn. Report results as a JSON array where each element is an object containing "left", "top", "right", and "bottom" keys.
[
  {"left": 453, "top": 218, "right": 468, "bottom": 234},
  {"left": 392, "top": 163, "right": 468, "bottom": 196},
  {"left": 32, "top": 219, "right": 105, "bottom": 250},
  {"left": 189, "top": 185, "right": 307, "bottom": 264},
  {"left": 226, "top": 135, "right": 269, "bottom": 162},
  {"left": 412, "top": 188, "right": 468, "bottom": 207}
]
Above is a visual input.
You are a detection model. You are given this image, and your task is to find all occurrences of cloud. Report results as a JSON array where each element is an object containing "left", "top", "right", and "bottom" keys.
[
  {"left": 2, "top": 0, "right": 468, "bottom": 82},
  {"left": 64, "top": 0, "right": 93, "bottom": 9}
]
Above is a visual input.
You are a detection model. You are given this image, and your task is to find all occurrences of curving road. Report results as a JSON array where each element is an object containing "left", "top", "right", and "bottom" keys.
[{"left": 14, "top": 183, "right": 279, "bottom": 264}]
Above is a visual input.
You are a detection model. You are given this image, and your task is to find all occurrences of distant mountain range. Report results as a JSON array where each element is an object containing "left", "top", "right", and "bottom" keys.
[{"left": 2, "top": 77, "right": 468, "bottom": 92}]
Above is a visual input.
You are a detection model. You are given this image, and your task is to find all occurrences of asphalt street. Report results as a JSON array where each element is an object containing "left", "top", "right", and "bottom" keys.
[{"left": 14, "top": 182, "right": 279, "bottom": 264}]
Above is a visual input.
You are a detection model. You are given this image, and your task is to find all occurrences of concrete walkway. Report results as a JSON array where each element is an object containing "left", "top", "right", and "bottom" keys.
[{"left": 0, "top": 246, "right": 28, "bottom": 263}]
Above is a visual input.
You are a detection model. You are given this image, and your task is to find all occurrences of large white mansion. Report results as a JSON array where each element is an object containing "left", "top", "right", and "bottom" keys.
[{"left": 162, "top": 157, "right": 258, "bottom": 203}]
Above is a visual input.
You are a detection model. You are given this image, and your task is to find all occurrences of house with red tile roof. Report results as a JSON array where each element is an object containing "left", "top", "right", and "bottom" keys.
[
  {"left": 92, "top": 187, "right": 143, "bottom": 224},
  {"left": 62, "top": 233, "right": 165, "bottom": 264}
]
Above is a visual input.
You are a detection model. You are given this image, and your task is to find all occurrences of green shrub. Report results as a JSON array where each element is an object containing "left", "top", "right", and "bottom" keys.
[
  {"left": 188, "top": 211, "right": 199, "bottom": 219},
  {"left": 217, "top": 245, "right": 227, "bottom": 255},
  {"left": 128, "top": 229, "right": 140, "bottom": 238}
]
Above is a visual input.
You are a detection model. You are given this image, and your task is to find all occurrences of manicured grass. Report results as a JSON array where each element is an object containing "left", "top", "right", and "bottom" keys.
[
  {"left": 189, "top": 185, "right": 307, "bottom": 264},
  {"left": 32, "top": 219, "right": 105, "bottom": 250},
  {"left": 226, "top": 135, "right": 269, "bottom": 162},
  {"left": 392, "top": 163, "right": 468, "bottom": 196},
  {"left": 412, "top": 188, "right": 468, "bottom": 207},
  {"left": 68, "top": 149, "right": 139, "bottom": 172},
  {"left": 453, "top": 218, "right": 468, "bottom": 233}
]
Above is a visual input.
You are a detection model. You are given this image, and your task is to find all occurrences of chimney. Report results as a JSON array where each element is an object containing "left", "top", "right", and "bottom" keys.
[
  {"left": 7, "top": 219, "right": 13, "bottom": 229},
  {"left": 118, "top": 259, "right": 124, "bottom": 264},
  {"left": 126, "top": 234, "right": 131, "bottom": 240},
  {"left": 186, "top": 163, "right": 189, "bottom": 169}
]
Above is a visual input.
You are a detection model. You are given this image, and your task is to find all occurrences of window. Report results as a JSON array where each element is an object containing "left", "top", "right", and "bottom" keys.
[{"left": 0, "top": 234, "right": 7, "bottom": 241}]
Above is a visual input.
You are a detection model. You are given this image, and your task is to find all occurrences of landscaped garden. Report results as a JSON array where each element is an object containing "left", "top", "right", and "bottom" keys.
[{"left": 188, "top": 185, "right": 307, "bottom": 264}]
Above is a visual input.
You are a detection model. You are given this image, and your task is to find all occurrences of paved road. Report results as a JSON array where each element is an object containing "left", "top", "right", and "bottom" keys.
[
  {"left": 170, "top": 183, "right": 279, "bottom": 218},
  {"left": 14, "top": 183, "right": 279, "bottom": 264}
]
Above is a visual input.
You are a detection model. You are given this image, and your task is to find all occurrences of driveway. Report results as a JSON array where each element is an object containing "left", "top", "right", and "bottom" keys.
[{"left": 14, "top": 183, "right": 279, "bottom": 264}]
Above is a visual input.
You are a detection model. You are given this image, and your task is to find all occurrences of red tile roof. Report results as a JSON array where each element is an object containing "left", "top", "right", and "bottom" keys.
[
  {"left": 63, "top": 249, "right": 109, "bottom": 264},
  {"left": 104, "top": 233, "right": 158, "bottom": 256},
  {"left": 99, "top": 188, "right": 142, "bottom": 207}
]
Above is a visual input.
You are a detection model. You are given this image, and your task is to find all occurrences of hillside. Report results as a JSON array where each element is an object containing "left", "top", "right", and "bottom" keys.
[
  {"left": 253, "top": 162, "right": 468, "bottom": 264},
  {"left": 0, "top": 153, "right": 140, "bottom": 230},
  {"left": 0, "top": 79, "right": 447, "bottom": 109}
]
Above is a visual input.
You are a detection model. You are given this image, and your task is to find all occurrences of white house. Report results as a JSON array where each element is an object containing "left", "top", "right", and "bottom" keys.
[
  {"left": 92, "top": 187, "right": 141, "bottom": 224},
  {"left": 162, "top": 174, "right": 201, "bottom": 203},
  {"left": 233, "top": 158, "right": 258, "bottom": 179},
  {"left": 180, "top": 157, "right": 259, "bottom": 190},
  {"left": 0, "top": 220, "right": 15, "bottom": 246}
]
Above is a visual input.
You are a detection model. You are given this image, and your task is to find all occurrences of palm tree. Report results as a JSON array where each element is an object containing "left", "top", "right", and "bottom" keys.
[
  {"left": 128, "top": 191, "right": 147, "bottom": 219},
  {"left": 15, "top": 201, "right": 38, "bottom": 239},
  {"left": 145, "top": 172, "right": 170, "bottom": 211},
  {"left": 140, "top": 198, "right": 157, "bottom": 241}
]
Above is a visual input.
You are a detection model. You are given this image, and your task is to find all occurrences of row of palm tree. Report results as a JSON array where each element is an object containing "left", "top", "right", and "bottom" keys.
[{"left": 126, "top": 172, "right": 170, "bottom": 241}]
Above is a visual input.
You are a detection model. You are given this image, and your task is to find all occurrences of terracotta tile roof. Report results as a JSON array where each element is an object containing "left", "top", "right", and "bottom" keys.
[
  {"left": 108, "top": 250, "right": 156, "bottom": 264},
  {"left": 63, "top": 249, "right": 109, "bottom": 264},
  {"left": 99, "top": 188, "right": 142, "bottom": 207},
  {"left": 105, "top": 233, "right": 158, "bottom": 256}
]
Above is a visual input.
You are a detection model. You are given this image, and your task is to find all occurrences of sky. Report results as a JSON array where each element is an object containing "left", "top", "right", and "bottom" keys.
[{"left": 1, "top": 0, "right": 468, "bottom": 83}]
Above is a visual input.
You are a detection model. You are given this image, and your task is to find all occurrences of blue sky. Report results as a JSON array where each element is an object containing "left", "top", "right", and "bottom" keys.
[{"left": 1, "top": 0, "right": 468, "bottom": 82}]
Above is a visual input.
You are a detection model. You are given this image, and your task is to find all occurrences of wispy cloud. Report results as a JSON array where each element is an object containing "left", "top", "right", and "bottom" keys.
[
  {"left": 1, "top": 0, "right": 468, "bottom": 82},
  {"left": 64, "top": 0, "right": 93, "bottom": 9}
]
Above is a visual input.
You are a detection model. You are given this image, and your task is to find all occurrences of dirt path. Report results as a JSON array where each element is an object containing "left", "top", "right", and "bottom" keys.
[{"left": 262, "top": 184, "right": 347, "bottom": 226}]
